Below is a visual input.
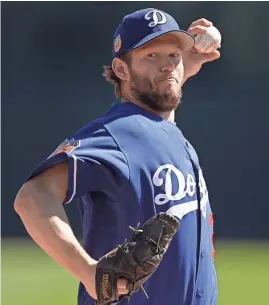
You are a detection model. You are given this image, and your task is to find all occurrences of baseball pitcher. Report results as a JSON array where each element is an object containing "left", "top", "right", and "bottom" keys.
[{"left": 14, "top": 8, "right": 221, "bottom": 305}]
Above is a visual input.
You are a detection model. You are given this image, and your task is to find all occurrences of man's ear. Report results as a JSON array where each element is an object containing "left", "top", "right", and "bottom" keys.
[{"left": 112, "top": 58, "right": 129, "bottom": 81}]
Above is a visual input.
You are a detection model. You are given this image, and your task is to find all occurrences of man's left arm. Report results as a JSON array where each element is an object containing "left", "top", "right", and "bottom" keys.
[{"left": 182, "top": 18, "right": 221, "bottom": 84}]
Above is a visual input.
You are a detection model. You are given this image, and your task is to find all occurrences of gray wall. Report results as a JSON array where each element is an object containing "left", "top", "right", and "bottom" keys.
[{"left": 2, "top": 2, "right": 269, "bottom": 239}]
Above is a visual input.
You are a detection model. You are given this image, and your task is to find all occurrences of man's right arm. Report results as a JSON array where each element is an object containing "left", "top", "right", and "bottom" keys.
[
  {"left": 14, "top": 162, "right": 99, "bottom": 298},
  {"left": 14, "top": 161, "right": 128, "bottom": 299}
]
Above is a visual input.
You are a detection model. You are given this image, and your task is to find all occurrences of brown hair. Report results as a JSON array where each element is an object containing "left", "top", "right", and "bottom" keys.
[{"left": 103, "top": 53, "right": 132, "bottom": 100}]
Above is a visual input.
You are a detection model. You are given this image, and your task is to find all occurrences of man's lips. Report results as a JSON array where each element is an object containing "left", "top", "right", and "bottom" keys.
[{"left": 157, "top": 77, "right": 178, "bottom": 84}]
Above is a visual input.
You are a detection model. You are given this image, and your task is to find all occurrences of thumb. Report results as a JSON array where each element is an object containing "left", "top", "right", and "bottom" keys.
[{"left": 198, "top": 50, "right": 221, "bottom": 63}]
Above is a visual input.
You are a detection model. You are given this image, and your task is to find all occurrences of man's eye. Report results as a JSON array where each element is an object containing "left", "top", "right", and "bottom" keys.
[
  {"left": 147, "top": 53, "right": 157, "bottom": 58},
  {"left": 170, "top": 53, "right": 181, "bottom": 58}
]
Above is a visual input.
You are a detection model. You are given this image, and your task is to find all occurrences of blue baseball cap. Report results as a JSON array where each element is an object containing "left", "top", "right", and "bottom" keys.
[{"left": 112, "top": 8, "right": 195, "bottom": 58}]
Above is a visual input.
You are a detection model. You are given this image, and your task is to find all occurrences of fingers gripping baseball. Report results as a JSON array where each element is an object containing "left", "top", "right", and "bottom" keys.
[
  {"left": 188, "top": 18, "right": 213, "bottom": 36},
  {"left": 188, "top": 25, "right": 208, "bottom": 36},
  {"left": 187, "top": 18, "right": 222, "bottom": 53},
  {"left": 188, "top": 26, "right": 221, "bottom": 49},
  {"left": 189, "top": 18, "right": 213, "bottom": 28},
  {"left": 182, "top": 18, "right": 221, "bottom": 81}
]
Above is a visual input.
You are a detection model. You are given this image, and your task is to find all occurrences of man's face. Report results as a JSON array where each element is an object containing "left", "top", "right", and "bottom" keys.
[{"left": 127, "top": 34, "right": 184, "bottom": 112}]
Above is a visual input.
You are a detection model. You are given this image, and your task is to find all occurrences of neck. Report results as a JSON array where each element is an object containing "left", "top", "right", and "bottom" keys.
[{"left": 122, "top": 89, "right": 175, "bottom": 122}]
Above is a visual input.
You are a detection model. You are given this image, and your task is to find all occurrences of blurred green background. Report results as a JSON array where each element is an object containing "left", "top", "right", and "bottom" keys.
[{"left": 2, "top": 239, "right": 269, "bottom": 305}]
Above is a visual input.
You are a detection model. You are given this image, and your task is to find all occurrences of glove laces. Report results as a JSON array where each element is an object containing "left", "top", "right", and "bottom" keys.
[{"left": 129, "top": 223, "right": 165, "bottom": 255}]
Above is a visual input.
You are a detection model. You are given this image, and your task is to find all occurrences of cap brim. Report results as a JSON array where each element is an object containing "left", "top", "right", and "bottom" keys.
[{"left": 131, "top": 29, "right": 195, "bottom": 52}]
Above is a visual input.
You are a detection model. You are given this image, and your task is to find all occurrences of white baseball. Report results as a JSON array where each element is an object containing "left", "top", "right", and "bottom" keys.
[{"left": 194, "top": 25, "right": 221, "bottom": 54}]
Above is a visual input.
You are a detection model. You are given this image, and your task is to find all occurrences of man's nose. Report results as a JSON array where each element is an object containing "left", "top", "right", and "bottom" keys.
[{"left": 160, "top": 57, "right": 179, "bottom": 72}]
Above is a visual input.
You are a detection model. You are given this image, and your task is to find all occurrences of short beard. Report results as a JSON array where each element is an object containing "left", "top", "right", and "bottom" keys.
[{"left": 130, "top": 74, "right": 182, "bottom": 112}]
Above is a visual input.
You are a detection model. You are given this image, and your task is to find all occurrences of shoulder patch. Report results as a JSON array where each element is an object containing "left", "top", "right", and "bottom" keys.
[{"left": 50, "top": 138, "right": 80, "bottom": 157}]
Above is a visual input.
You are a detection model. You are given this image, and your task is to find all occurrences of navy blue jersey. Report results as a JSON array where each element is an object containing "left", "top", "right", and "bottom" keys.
[{"left": 27, "top": 102, "right": 218, "bottom": 305}]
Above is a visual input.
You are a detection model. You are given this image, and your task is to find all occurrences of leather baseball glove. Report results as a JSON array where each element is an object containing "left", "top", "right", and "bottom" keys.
[{"left": 95, "top": 212, "right": 180, "bottom": 304}]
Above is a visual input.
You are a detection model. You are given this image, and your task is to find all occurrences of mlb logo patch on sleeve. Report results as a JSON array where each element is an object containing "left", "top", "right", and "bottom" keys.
[{"left": 49, "top": 138, "right": 80, "bottom": 157}]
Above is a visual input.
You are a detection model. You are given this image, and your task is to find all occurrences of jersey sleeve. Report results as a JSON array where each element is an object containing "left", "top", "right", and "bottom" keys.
[{"left": 26, "top": 124, "right": 130, "bottom": 204}]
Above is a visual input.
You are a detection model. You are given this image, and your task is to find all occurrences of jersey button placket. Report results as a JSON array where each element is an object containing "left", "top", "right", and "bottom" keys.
[{"left": 197, "top": 288, "right": 204, "bottom": 297}]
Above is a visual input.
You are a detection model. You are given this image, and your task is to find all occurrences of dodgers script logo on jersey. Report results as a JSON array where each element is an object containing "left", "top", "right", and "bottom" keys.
[{"left": 152, "top": 164, "right": 208, "bottom": 219}]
